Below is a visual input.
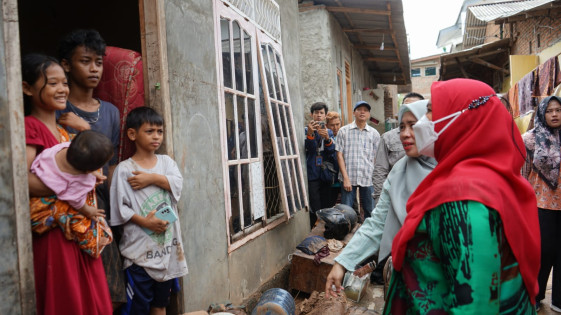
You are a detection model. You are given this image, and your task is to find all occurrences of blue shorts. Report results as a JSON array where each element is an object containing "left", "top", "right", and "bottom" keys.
[{"left": 121, "top": 264, "right": 177, "bottom": 315}]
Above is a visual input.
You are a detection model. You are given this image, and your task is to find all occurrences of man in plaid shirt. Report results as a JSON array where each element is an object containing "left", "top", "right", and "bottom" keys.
[{"left": 335, "top": 101, "right": 380, "bottom": 219}]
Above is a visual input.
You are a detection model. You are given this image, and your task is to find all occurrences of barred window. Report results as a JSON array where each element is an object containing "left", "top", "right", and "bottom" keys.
[{"left": 216, "top": 0, "right": 307, "bottom": 250}]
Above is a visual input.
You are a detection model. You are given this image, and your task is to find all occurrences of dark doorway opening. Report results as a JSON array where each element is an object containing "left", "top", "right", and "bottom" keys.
[{"left": 18, "top": 0, "right": 141, "bottom": 57}]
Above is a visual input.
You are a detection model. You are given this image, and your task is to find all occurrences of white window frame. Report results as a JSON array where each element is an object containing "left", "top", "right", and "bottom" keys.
[{"left": 213, "top": 0, "right": 308, "bottom": 252}]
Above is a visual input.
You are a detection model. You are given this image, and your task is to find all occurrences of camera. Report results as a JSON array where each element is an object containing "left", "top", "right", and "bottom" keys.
[{"left": 318, "top": 121, "right": 326, "bottom": 129}]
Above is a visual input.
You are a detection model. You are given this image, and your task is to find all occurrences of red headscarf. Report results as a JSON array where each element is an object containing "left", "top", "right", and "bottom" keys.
[{"left": 391, "top": 78, "right": 540, "bottom": 302}]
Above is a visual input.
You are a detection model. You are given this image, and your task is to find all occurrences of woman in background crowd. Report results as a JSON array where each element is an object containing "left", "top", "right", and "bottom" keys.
[{"left": 522, "top": 95, "right": 561, "bottom": 312}]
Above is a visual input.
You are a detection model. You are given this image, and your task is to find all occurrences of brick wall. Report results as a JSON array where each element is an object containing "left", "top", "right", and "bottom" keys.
[
  {"left": 510, "top": 15, "right": 561, "bottom": 55},
  {"left": 411, "top": 76, "right": 436, "bottom": 98}
]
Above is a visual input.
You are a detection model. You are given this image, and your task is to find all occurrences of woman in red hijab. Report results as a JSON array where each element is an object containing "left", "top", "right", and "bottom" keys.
[{"left": 384, "top": 79, "right": 540, "bottom": 314}]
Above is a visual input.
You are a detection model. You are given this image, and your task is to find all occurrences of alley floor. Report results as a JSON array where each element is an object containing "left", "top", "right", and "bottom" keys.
[
  {"left": 295, "top": 271, "right": 556, "bottom": 314},
  {"left": 354, "top": 272, "right": 557, "bottom": 314}
]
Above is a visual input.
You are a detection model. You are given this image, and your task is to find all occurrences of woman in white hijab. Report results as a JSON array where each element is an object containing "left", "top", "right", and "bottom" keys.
[{"left": 325, "top": 99, "right": 437, "bottom": 296}]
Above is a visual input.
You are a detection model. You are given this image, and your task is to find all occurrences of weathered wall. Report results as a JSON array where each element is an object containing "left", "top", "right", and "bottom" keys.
[
  {"left": 299, "top": 8, "right": 335, "bottom": 116},
  {"left": 164, "top": 0, "right": 308, "bottom": 311},
  {"left": 299, "top": 6, "right": 378, "bottom": 126},
  {"left": 164, "top": 0, "right": 229, "bottom": 310},
  {"left": 228, "top": 0, "right": 309, "bottom": 304},
  {"left": 0, "top": 0, "right": 36, "bottom": 314},
  {"left": 510, "top": 16, "right": 561, "bottom": 55}
]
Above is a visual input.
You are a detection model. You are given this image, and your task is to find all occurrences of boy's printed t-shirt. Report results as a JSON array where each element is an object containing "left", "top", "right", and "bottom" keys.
[{"left": 109, "top": 155, "right": 188, "bottom": 281}]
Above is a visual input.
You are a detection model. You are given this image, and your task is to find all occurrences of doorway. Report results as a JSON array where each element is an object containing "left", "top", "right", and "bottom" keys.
[
  {"left": 16, "top": 0, "right": 182, "bottom": 313},
  {"left": 18, "top": 0, "right": 141, "bottom": 57}
]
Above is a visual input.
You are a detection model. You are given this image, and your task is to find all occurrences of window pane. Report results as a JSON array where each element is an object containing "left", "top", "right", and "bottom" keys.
[
  {"left": 260, "top": 81, "right": 273, "bottom": 154},
  {"left": 264, "top": 152, "right": 281, "bottom": 218},
  {"left": 229, "top": 165, "right": 241, "bottom": 233},
  {"left": 270, "top": 101, "right": 284, "bottom": 155},
  {"left": 275, "top": 53, "right": 287, "bottom": 102},
  {"left": 425, "top": 67, "right": 436, "bottom": 76},
  {"left": 241, "top": 164, "right": 252, "bottom": 228},
  {"left": 233, "top": 21, "right": 243, "bottom": 91},
  {"left": 250, "top": 162, "right": 265, "bottom": 219},
  {"left": 295, "top": 160, "right": 305, "bottom": 209},
  {"left": 282, "top": 160, "right": 295, "bottom": 215},
  {"left": 237, "top": 95, "right": 247, "bottom": 159},
  {"left": 221, "top": 19, "right": 232, "bottom": 88},
  {"left": 248, "top": 98, "right": 258, "bottom": 158},
  {"left": 261, "top": 45, "right": 275, "bottom": 99},
  {"left": 225, "top": 93, "right": 237, "bottom": 160},
  {"left": 283, "top": 104, "right": 296, "bottom": 156},
  {"left": 259, "top": 80, "right": 282, "bottom": 218},
  {"left": 411, "top": 68, "right": 421, "bottom": 77},
  {"left": 278, "top": 104, "right": 291, "bottom": 156},
  {"left": 244, "top": 30, "right": 254, "bottom": 94},
  {"left": 289, "top": 160, "right": 301, "bottom": 210},
  {"left": 268, "top": 45, "right": 281, "bottom": 101}
]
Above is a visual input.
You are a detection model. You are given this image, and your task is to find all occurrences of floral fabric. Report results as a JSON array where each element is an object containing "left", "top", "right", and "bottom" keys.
[{"left": 523, "top": 96, "right": 561, "bottom": 190}]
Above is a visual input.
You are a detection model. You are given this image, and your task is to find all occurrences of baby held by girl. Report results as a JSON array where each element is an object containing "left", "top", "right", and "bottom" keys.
[{"left": 30, "top": 128, "right": 114, "bottom": 257}]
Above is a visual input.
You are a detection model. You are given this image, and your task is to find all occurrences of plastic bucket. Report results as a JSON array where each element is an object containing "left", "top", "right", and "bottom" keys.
[{"left": 251, "top": 288, "right": 295, "bottom": 315}]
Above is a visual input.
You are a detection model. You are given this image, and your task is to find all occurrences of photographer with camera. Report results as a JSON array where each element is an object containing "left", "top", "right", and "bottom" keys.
[{"left": 305, "top": 102, "right": 337, "bottom": 229}]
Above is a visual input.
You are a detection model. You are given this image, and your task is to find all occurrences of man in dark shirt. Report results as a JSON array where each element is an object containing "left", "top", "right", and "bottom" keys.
[{"left": 305, "top": 102, "right": 336, "bottom": 228}]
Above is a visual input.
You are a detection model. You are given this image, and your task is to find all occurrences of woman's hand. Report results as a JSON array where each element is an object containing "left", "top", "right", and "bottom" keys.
[
  {"left": 325, "top": 262, "right": 346, "bottom": 298},
  {"left": 58, "top": 112, "right": 91, "bottom": 131}
]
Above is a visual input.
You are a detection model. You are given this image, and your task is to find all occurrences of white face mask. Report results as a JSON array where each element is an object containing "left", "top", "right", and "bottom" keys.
[{"left": 413, "top": 110, "right": 464, "bottom": 158}]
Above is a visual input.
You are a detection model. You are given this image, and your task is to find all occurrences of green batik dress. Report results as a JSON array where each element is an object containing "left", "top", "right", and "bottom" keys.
[{"left": 383, "top": 200, "right": 535, "bottom": 314}]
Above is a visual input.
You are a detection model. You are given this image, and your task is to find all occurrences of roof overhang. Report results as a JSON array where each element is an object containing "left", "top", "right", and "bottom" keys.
[
  {"left": 439, "top": 38, "right": 511, "bottom": 91},
  {"left": 299, "top": 0, "right": 411, "bottom": 85}
]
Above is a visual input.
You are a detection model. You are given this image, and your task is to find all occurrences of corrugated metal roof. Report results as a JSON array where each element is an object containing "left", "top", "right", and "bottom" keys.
[
  {"left": 469, "top": 0, "right": 555, "bottom": 21},
  {"left": 465, "top": 0, "right": 557, "bottom": 47}
]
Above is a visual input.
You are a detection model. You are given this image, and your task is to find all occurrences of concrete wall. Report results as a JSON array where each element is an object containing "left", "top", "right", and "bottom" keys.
[
  {"left": 299, "top": 6, "right": 377, "bottom": 126},
  {"left": 228, "top": 0, "right": 310, "bottom": 304},
  {"left": 299, "top": 8, "right": 335, "bottom": 117},
  {"left": 164, "top": 1, "right": 229, "bottom": 310},
  {"left": 164, "top": 0, "right": 309, "bottom": 311}
]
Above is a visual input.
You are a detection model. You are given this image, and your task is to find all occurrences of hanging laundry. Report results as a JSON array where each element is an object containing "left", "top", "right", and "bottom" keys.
[
  {"left": 519, "top": 70, "right": 536, "bottom": 116},
  {"left": 507, "top": 82, "right": 520, "bottom": 118},
  {"left": 535, "top": 56, "right": 561, "bottom": 98}
]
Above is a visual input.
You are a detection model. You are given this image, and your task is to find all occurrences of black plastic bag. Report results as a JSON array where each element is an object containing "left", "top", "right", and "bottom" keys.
[{"left": 316, "top": 204, "right": 357, "bottom": 240}]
